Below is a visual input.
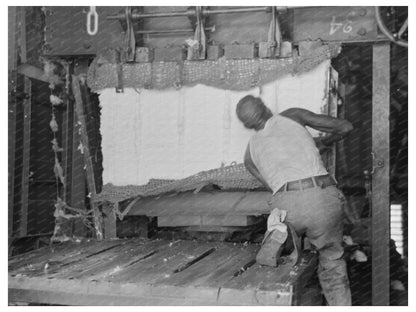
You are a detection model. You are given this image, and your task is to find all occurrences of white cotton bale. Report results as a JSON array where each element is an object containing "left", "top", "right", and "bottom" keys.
[
  {"left": 99, "top": 60, "right": 331, "bottom": 186},
  {"left": 181, "top": 85, "right": 225, "bottom": 176},
  {"left": 138, "top": 88, "right": 182, "bottom": 183},
  {"left": 99, "top": 88, "right": 142, "bottom": 185}
]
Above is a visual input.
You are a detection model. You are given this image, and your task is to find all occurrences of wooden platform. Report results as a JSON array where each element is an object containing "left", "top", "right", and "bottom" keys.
[{"left": 9, "top": 238, "right": 319, "bottom": 305}]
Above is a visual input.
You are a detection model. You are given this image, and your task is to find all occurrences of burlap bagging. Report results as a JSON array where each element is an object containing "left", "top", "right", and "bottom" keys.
[
  {"left": 93, "top": 163, "right": 262, "bottom": 204},
  {"left": 87, "top": 44, "right": 341, "bottom": 92}
]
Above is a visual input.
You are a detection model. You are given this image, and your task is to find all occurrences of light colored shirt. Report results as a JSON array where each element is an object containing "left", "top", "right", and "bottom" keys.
[{"left": 249, "top": 114, "right": 328, "bottom": 194}]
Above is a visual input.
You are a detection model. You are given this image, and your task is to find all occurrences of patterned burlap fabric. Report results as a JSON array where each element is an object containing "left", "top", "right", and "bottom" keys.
[
  {"left": 87, "top": 44, "right": 341, "bottom": 92},
  {"left": 93, "top": 163, "right": 262, "bottom": 204}
]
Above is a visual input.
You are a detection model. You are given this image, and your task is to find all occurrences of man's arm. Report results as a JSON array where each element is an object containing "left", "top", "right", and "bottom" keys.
[
  {"left": 280, "top": 107, "right": 353, "bottom": 146},
  {"left": 244, "top": 144, "right": 272, "bottom": 191}
]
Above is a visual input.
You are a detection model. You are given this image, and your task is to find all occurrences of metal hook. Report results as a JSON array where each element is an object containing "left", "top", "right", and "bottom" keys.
[{"left": 87, "top": 6, "right": 99, "bottom": 35}]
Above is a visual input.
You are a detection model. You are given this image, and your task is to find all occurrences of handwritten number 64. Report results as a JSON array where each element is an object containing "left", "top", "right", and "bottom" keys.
[{"left": 330, "top": 16, "right": 353, "bottom": 35}]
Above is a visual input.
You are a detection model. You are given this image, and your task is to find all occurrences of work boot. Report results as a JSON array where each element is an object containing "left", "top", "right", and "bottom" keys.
[{"left": 256, "top": 228, "right": 288, "bottom": 267}]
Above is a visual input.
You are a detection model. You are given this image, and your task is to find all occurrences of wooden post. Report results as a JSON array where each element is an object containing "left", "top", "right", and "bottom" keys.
[
  {"left": 62, "top": 62, "right": 88, "bottom": 237},
  {"left": 70, "top": 60, "right": 90, "bottom": 237},
  {"left": 19, "top": 7, "right": 30, "bottom": 237},
  {"left": 61, "top": 63, "right": 71, "bottom": 203},
  {"left": 20, "top": 77, "right": 31, "bottom": 237},
  {"left": 72, "top": 75, "right": 103, "bottom": 240},
  {"left": 371, "top": 43, "right": 390, "bottom": 306},
  {"left": 102, "top": 204, "right": 117, "bottom": 239},
  {"left": 8, "top": 7, "right": 18, "bottom": 238},
  {"left": 327, "top": 67, "right": 338, "bottom": 176},
  {"left": 70, "top": 99, "right": 88, "bottom": 237}
]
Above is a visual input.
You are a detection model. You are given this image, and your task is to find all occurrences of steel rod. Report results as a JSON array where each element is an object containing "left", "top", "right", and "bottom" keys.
[
  {"left": 203, "top": 6, "right": 271, "bottom": 15},
  {"left": 397, "top": 18, "right": 408, "bottom": 38},
  {"left": 135, "top": 27, "right": 214, "bottom": 34},
  {"left": 108, "top": 9, "right": 194, "bottom": 19},
  {"left": 107, "top": 6, "right": 310, "bottom": 20},
  {"left": 375, "top": 6, "right": 408, "bottom": 48}
]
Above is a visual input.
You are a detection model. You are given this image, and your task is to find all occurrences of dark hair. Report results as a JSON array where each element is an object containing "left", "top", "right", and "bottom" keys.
[
  {"left": 236, "top": 95, "right": 263, "bottom": 118},
  {"left": 235, "top": 95, "right": 272, "bottom": 130},
  {"left": 236, "top": 95, "right": 267, "bottom": 119}
]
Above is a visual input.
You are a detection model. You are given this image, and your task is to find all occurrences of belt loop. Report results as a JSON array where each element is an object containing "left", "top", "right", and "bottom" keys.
[
  {"left": 284, "top": 183, "right": 288, "bottom": 192},
  {"left": 299, "top": 180, "right": 303, "bottom": 191}
]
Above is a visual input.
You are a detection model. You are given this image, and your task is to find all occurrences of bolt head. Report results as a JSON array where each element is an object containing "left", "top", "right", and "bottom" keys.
[
  {"left": 357, "top": 28, "right": 367, "bottom": 36},
  {"left": 358, "top": 8, "right": 367, "bottom": 16}
]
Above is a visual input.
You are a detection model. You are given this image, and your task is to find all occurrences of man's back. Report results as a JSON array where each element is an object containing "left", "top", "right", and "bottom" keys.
[{"left": 249, "top": 114, "right": 327, "bottom": 194}]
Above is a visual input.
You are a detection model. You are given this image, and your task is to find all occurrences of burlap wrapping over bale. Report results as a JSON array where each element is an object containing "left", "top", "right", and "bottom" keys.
[
  {"left": 87, "top": 44, "right": 341, "bottom": 92},
  {"left": 93, "top": 163, "right": 262, "bottom": 204}
]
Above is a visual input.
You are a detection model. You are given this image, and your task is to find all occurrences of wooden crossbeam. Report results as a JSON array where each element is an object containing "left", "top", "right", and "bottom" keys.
[
  {"left": 157, "top": 215, "right": 262, "bottom": 227},
  {"left": 16, "top": 64, "right": 48, "bottom": 83}
]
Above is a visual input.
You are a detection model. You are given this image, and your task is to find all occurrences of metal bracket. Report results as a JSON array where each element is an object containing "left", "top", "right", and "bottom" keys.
[
  {"left": 115, "top": 50, "right": 124, "bottom": 93},
  {"left": 371, "top": 152, "right": 385, "bottom": 175},
  {"left": 187, "top": 6, "right": 206, "bottom": 60},
  {"left": 267, "top": 6, "right": 282, "bottom": 57},
  {"left": 124, "top": 6, "right": 136, "bottom": 62}
]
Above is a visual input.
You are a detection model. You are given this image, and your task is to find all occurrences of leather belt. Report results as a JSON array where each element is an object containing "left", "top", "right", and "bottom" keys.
[{"left": 277, "top": 175, "right": 336, "bottom": 193}]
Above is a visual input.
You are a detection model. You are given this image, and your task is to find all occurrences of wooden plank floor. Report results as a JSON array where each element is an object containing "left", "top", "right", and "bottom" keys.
[{"left": 9, "top": 238, "right": 317, "bottom": 306}]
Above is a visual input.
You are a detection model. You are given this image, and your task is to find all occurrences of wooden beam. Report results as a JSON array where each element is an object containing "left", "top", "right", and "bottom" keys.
[
  {"left": 293, "top": 7, "right": 378, "bottom": 43},
  {"left": 70, "top": 93, "right": 87, "bottom": 236},
  {"left": 371, "top": 42, "right": 390, "bottom": 306},
  {"left": 16, "top": 64, "right": 48, "bottom": 83},
  {"left": 157, "top": 215, "right": 262, "bottom": 227},
  {"left": 72, "top": 75, "right": 103, "bottom": 240},
  {"left": 8, "top": 7, "right": 17, "bottom": 70},
  {"left": 61, "top": 63, "right": 71, "bottom": 203},
  {"left": 19, "top": 80, "right": 31, "bottom": 237},
  {"left": 102, "top": 204, "right": 117, "bottom": 239},
  {"left": 19, "top": 7, "right": 30, "bottom": 237},
  {"left": 70, "top": 60, "right": 89, "bottom": 237},
  {"left": 8, "top": 6, "right": 18, "bottom": 238}
]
